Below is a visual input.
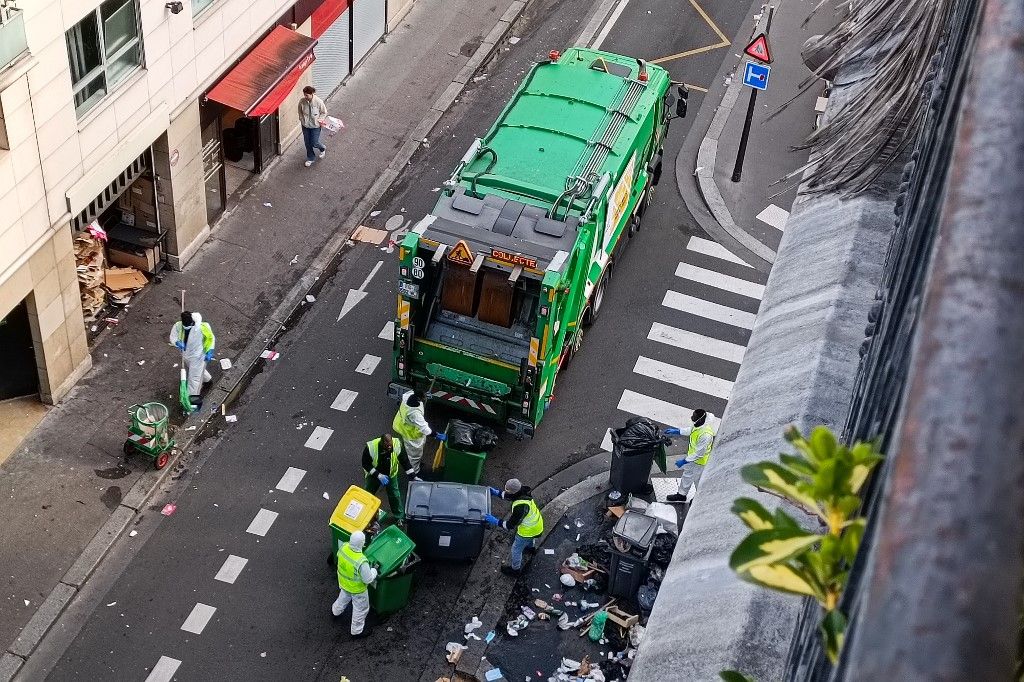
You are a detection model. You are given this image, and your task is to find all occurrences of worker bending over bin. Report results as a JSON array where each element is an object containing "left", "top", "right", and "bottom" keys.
[
  {"left": 362, "top": 433, "right": 417, "bottom": 520},
  {"left": 484, "top": 479, "right": 544, "bottom": 576},
  {"left": 331, "top": 531, "right": 378, "bottom": 637},
  {"left": 392, "top": 390, "right": 434, "bottom": 475}
]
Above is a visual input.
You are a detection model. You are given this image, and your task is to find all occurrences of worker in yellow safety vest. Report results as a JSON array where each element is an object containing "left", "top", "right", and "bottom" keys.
[
  {"left": 361, "top": 433, "right": 416, "bottom": 520},
  {"left": 667, "top": 409, "right": 716, "bottom": 504},
  {"left": 330, "top": 531, "right": 378, "bottom": 637},
  {"left": 484, "top": 478, "right": 544, "bottom": 576},
  {"left": 392, "top": 390, "right": 434, "bottom": 475}
]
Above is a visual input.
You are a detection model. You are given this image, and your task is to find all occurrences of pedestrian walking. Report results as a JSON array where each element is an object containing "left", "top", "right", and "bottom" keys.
[
  {"left": 168, "top": 311, "right": 215, "bottom": 410},
  {"left": 361, "top": 433, "right": 415, "bottom": 520},
  {"left": 298, "top": 85, "right": 327, "bottom": 167},
  {"left": 392, "top": 390, "right": 433, "bottom": 475},
  {"left": 667, "top": 409, "right": 716, "bottom": 504},
  {"left": 483, "top": 478, "right": 544, "bottom": 576},
  {"left": 331, "top": 531, "right": 378, "bottom": 637}
]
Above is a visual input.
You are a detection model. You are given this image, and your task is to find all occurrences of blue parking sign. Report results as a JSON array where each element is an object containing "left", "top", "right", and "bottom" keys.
[{"left": 742, "top": 61, "right": 770, "bottom": 91}]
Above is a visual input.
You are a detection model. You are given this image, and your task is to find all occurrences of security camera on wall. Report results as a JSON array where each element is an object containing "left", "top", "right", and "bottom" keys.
[{"left": 165, "top": 1, "right": 183, "bottom": 13}]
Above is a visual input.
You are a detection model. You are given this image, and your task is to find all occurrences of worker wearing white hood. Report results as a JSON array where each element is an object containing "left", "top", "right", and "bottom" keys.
[{"left": 169, "top": 311, "right": 215, "bottom": 406}]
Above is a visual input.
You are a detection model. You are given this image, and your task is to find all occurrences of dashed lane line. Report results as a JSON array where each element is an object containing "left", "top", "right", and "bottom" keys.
[
  {"left": 355, "top": 354, "right": 381, "bottom": 374},
  {"left": 648, "top": 321, "right": 747, "bottom": 364},
  {"left": 675, "top": 262, "right": 766, "bottom": 300},
  {"left": 246, "top": 508, "right": 278, "bottom": 537},
  {"left": 662, "top": 290, "right": 757, "bottom": 329},
  {"left": 633, "top": 355, "right": 734, "bottom": 400},
  {"left": 304, "top": 425, "right": 334, "bottom": 450},
  {"left": 275, "top": 467, "right": 306, "bottom": 493},
  {"left": 144, "top": 656, "right": 182, "bottom": 682},
  {"left": 686, "top": 236, "right": 752, "bottom": 267},
  {"left": 330, "top": 388, "right": 359, "bottom": 411},
  {"left": 180, "top": 603, "right": 217, "bottom": 635},
  {"left": 214, "top": 555, "right": 248, "bottom": 584}
]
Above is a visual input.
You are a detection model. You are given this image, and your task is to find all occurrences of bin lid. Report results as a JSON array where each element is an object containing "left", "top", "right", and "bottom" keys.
[
  {"left": 365, "top": 525, "right": 416, "bottom": 575},
  {"left": 613, "top": 511, "right": 658, "bottom": 549},
  {"left": 405, "top": 481, "right": 490, "bottom": 522},
  {"left": 330, "top": 485, "right": 382, "bottom": 533}
]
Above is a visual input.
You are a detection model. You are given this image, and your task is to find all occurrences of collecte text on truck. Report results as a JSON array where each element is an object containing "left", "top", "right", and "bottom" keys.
[{"left": 389, "top": 47, "right": 688, "bottom": 437}]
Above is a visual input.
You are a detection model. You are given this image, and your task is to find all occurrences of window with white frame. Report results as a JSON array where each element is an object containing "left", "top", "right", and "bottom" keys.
[
  {"left": 192, "top": 0, "right": 217, "bottom": 18},
  {"left": 65, "top": 0, "right": 142, "bottom": 118}
]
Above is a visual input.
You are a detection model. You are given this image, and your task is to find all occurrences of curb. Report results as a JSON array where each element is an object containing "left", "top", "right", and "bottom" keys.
[
  {"left": 675, "top": 5, "right": 776, "bottom": 273},
  {"left": 1, "top": 5, "right": 533, "bottom": 679}
]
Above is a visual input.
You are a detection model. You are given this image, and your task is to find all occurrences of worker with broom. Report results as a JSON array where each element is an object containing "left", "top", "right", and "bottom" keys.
[{"left": 169, "top": 311, "right": 215, "bottom": 412}]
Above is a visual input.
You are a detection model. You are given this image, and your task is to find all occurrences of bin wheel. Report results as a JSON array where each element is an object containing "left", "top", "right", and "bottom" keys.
[
  {"left": 123, "top": 440, "right": 137, "bottom": 457},
  {"left": 327, "top": 551, "right": 337, "bottom": 567},
  {"left": 155, "top": 451, "right": 170, "bottom": 470}
]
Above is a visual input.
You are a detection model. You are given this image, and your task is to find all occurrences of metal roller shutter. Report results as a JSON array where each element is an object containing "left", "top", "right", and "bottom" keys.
[
  {"left": 312, "top": 9, "right": 351, "bottom": 97},
  {"left": 352, "top": 0, "right": 385, "bottom": 69}
]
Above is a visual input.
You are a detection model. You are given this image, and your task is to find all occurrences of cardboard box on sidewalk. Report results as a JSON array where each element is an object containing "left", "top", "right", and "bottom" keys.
[{"left": 108, "top": 242, "right": 161, "bottom": 273}]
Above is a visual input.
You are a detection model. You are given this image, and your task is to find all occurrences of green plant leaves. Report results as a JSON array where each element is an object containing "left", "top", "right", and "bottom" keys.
[
  {"left": 732, "top": 497, "right": 774, "bottom": 531},
  {"left": 820, "top": 609, "right": 847, "bottom": 664},
  {"left": 741, "top": 462, "right": 822, "bottom": 516},
  {"left": 720, "top": 672, "right": 756, "bottom": 682},
  {"left": 730, "top": 527, "right": 821, "bottom": 574},
  {"left": 746, "top": 563, "right": 822, "bottom": 599}
]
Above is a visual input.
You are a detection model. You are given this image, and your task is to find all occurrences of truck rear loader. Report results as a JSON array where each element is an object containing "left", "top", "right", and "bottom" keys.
[{"left": 389, "top": 47, "right": 687, "bottom": 437}]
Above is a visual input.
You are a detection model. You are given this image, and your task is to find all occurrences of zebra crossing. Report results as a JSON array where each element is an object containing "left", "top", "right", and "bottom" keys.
[{"left": 614, "top": 235, "right": 768, "bottom": 430}]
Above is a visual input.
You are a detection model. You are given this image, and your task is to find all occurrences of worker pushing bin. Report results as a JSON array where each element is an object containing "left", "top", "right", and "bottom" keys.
[{"left": 364, "top": 525, "right": 419, "bottom": 614}]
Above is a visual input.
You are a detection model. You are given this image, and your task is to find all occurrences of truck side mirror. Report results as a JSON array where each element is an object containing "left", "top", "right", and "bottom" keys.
[{"left": 675, "top": 84, "right": 689, "bottom": 119}]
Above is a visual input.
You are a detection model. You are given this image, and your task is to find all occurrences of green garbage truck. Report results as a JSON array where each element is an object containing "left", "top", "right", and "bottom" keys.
[{"left": 389, "top": 47, "right": 688, "bottom": 437}]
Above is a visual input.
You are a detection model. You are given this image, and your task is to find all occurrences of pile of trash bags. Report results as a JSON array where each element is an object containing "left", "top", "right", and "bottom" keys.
[
  {"left": 614, "top": 417, "right": 672, "bottom": 452},
  {"left": 446, "top": 419, "right": 499, "bottom": 451}
]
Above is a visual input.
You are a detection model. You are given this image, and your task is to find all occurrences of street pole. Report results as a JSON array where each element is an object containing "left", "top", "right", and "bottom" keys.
[{"left": 731, "top": 6, "right": 775, "bottom": 183}]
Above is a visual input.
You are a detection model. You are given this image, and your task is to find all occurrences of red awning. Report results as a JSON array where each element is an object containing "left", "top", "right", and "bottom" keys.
[
  {"left": 312, "top": 0, "right": 350, "bottom": 38},
  {"left": 206, "top": 26, "right": 317, "bottom": 117}
]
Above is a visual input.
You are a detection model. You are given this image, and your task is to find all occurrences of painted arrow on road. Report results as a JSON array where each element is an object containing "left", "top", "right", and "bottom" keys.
[{"left": 337, "top": 260, "right": 383, "bottom": 322}]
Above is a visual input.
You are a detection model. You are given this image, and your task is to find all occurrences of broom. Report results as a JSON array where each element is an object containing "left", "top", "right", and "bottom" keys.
[{"left": 178, "top": 290, "right": 193, "bottom": 415}]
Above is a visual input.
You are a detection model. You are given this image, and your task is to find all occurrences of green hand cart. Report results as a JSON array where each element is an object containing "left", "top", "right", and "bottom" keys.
[{"left": 123, "top": 402, "right": 176, "bottom": 469}]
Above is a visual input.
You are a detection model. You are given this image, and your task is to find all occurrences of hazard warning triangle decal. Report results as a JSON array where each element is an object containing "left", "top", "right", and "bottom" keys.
[
  {"left": 744, "top": 33, "right": 772, "bottom": 63},
  {"left": 447, "top": 239, "right": 474, "bottom": 266}
]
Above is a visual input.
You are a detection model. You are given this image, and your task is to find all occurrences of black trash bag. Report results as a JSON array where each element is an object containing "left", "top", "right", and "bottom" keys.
[
  {"left": 617, "top": 417, "right": 671, "bottom": 452},
  {"left": 649, "top": 534, "right": 677, "bottom": 569},
  {"left": 446, "top": 419, "right": 499, "bottom": 452},
  {"left": 637, "top": 582, "right": 659, "bottom": 613}
]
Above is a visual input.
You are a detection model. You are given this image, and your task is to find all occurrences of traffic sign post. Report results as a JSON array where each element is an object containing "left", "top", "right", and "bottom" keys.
[{"left": 731, "top": 8, "right": 775, "bottom": 183}]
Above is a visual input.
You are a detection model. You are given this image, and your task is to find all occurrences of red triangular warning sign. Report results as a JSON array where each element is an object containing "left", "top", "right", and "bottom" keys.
[{"left": 744, "top": 33, "right": 772, "bottom": 63}]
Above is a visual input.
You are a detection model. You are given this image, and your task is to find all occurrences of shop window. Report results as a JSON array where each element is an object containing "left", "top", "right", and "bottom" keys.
[
  {"left": 192, "top": 0, "right": 217, "bottom": 18},
  {"left": 66, "top": 0, "right": 142, "bottom": 118}
]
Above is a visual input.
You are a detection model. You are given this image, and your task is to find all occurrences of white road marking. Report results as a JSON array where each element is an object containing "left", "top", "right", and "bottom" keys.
[
  {"left": 756, "top": 204, "right": 790, "bottom": 232},
  {"left": 246, "top": 508, "right": 278, "bottom": 537},
  {"left": 145, "top": 656, "right": 182, "bottom": 682},
  {"left": 330, "top": 388, "right": 359, "bottom": 411},
  {"left": 379, "top": 320, "right": 395, "bottom": 341},
  {"left": 214, "top": 555, "right": 248, "bottom": 584},
  {"left": 275, "top": 467, "right": 306, "bottom": 493},
  {"left": 601, "top": 428, "right": 613, "bottom": 452},
  {"left": 633, "top": 356, "right": 733, "bottom": 400},
  {"left": 337, "top": 261, "right": 384, "bottom": 322},
  {"left": 686, "top": 236, "right": 751, "bottom": 267},
  {"left": 592, "top": 0, "right": 632, "bottom": 49},
  {"left": 675, "top": 262, "right": 766, "bottom": 300},
  {"left": 304, "top": 426, "right": 334, "bottom": 450},
  {"left": 648, "top": 321, "right": 746, "bottom": 364},
  {"left": 355, "top": 354, "right": 381, "bottom": 375},
  {"left": 662, "top": 291, "right": 757, "bottom": 329},
  {"left": 617, "top": 389, "right": 691, "bottom": 429},
  {"left": 180, "top": 603, "right": 217, "bottom": 634}
]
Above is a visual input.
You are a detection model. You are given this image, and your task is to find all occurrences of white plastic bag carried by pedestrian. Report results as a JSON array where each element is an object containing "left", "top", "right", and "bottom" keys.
[{"left": 321, "top": 116, "right": 345, "bottom": 134}]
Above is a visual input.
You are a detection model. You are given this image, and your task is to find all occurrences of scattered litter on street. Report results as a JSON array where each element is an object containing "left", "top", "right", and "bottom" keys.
[
  {"left": 137, "top": 360, "right": 145, "bottom": 366},
  {"left": 445, "top": 642, "right": 467, "bottom": 664},
  {"left": 289, "top": 255, "right": 298, "bottom": 265},
  {"left": 352, "top": 226, "right": 388, "bottom": 244},
  {"left": 305, "top": 294, "right": 316, "bottom": 303},
  {"left": 224, "top": 415, "right": 237, "bottom": 422},
  {"left": 260, "top": 350, "right": 280, "bottom": 360},
  {"left": 543, "top": 548, "right": 555, "bottom": 555},
  {"left": 129, "top": 530, "right": 138, "bottom": 537},
  {"left": 107, "top": 602, "right": 116, "bottom": 607},
  {"left": 160, "top": 504, "right": 176, "bottom": 516},
  {"left": 263, "top": 202, "right": 272, "bottom": 207},
  {"left": 322, "top": 492, "right": 329, "bottom": 500},
  {"left": 484, "top": 669, "right": 504, "bottom": 681},
  {"left": 464, "top": 616, "right": 483, "bottom": 634},
  {"left": 509, "top": 36, "right": 520, "bottom": 44},
  {"left": 219, "top": 358, "right": 232, "bottom": 370}
]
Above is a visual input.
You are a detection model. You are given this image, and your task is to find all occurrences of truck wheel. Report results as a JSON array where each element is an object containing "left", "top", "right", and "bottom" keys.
[
  {"left": 563, "top": 328, "right": 584, "bottom": 368},
  {"left": 631, "top": 185, "right": 653, "bottom": 237},
  {"left": 583, "top": 268, "right": 610, "bottom": 326}
]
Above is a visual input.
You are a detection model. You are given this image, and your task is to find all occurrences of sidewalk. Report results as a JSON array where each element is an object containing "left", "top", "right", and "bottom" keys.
[
  {"left": 676, "top": 0, "right": 835, "bottom": 272},
  {"left": 0, "top": 0, "right": 521, "bottom": 658}
]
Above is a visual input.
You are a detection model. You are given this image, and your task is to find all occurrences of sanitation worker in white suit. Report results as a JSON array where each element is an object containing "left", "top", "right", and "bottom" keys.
[
  {"left": 331, "top": 531, "right": 377, "bottom": 637},
  {"left": 392, "top": 390, "right": 432, "bottom": 474},
  {"left": 168, "top": 311, "right": 215, "bottom": 409}
]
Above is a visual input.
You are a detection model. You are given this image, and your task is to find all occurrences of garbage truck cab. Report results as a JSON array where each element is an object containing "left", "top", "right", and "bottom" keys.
[{"left": 390, "top": 47, "right": 686, "bottom": 437}]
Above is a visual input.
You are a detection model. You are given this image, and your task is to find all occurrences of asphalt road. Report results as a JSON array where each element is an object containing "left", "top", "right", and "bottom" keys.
[{"left": 33, "top": 0, "right": 770, "bottom": 679}]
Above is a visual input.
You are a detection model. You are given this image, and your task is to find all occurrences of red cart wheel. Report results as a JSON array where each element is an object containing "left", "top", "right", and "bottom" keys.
[{"left": 155, "top": 451, "right": 170, "bottom": 470}]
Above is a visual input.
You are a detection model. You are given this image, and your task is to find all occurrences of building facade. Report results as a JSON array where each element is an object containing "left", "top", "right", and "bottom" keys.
[{"left": 0, "top": 0, "right": 402, "bottom": 405}]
